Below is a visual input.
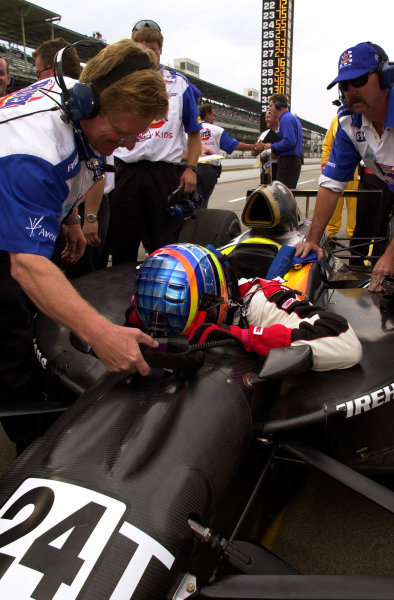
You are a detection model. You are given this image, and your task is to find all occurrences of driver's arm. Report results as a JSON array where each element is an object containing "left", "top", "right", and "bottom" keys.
[
  {"left": 9, "top": 252, "right": 158, "bottom": 375},
  {"left": 247, "top": 281, "right": 362, "bottom": 371}
]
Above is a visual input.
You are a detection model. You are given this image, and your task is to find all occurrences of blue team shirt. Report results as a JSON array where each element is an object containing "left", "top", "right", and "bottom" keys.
[
  {"left": 271, "top": 111, "right": 303, "bottom": 156},
  {"left": 0, "top": 78, "right": 97, "bottom": 257}
]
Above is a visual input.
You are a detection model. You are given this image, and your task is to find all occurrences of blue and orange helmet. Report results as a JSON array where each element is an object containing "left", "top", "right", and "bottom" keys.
[{"left": 134, "top": 243, "right": 232, "bottom": 334}]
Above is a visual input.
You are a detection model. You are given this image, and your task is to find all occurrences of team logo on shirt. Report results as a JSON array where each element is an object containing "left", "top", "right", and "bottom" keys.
[
  {"left": 25, "top": 216, "right": 45, "bottom": 237},
  {"left": 163, "top": 73, "right": 177, "bottom": 84},
  {"left": 376, "top": 163, "right": 394, "bottom": 181},
  {"left": 25, "top": 216, "right": 56, "bottom": 242},
  {"left": 148, "top": 116, "right": 174, "bottom": 139},
  {"left": 355, "top": 131, "right": 366, "bottom": 142},
  {"left": 149, "top": 117, "right": 167, "bottom": 129},
  {"left": 201, "top": 129, "right": 212, "bottom": 142},
  {"left": 0, "top": 79, "right": 55, "bottom": 110}
]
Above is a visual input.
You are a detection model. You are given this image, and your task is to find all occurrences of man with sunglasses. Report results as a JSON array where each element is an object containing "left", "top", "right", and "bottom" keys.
[
  {"left": 33, "top": 38, "right": 81, "bottom": 81},
  {"left": 108, "top": 19, "right": 202, "bottom": 265},
  {"left": 295, "top": 42, "right": 394, "bottom": 292}
]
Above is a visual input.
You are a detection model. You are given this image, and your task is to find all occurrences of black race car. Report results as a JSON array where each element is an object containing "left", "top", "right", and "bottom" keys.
[{"left": 0, "top": 182, "right": 392, "bottom": 600}]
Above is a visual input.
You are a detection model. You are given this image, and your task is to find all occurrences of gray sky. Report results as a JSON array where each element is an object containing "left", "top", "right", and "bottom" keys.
[{"left": 34, "top": 0, "right": 392, "bottom": 130}]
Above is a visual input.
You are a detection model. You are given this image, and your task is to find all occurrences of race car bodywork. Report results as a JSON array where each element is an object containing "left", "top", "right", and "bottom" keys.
[{"left": 0, "top": 182, "right": 392, "bottom": 599}]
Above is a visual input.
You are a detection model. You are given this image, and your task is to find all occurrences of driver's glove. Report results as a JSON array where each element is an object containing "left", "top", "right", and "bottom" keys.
[{"left": 187, "top": 323, "right": 291, "bottom": 357}]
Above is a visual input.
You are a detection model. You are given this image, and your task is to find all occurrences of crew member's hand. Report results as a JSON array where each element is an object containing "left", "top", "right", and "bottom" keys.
[
  {"left": 201, "top": 145, "right": 215, "bottom": 156},
  {"left": 180, "top": 168, "right": 197, "bottom": 193},
  {"left": 295, "top": 241, "right": 324, "bottom": 261},
  {"left": 368, "top": 247, "right": 394, "bottom": 292},
  {"left": 262, "top": 142, "right": 271, "bottom": 151},
  {"left": 61, "top": 224, "right": 87, "bottom": 264},
  {"left": 90, "top": 323, "right": 159, "bottom": 376},
  {"left": 83, "top": 220, "right": 101, "bottom": 247}
]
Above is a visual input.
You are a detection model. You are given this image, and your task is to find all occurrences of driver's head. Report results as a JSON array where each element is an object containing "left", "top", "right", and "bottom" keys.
[{"left": 134, "top": 243, "right": 232, "bottom": 334}]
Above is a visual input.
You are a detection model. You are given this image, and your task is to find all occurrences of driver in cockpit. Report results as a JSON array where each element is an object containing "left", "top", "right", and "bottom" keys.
[{"left": 127, "top": 242, "right": 362, "bottom": 372}]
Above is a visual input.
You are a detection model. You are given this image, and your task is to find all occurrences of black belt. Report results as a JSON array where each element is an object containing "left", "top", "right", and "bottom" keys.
[{"left": 115, "top": 158, "right": 176, "bottom": 168}]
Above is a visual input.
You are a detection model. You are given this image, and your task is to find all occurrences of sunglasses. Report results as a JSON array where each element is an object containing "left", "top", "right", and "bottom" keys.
[
  {"left": 34, "top": 66, "right": 52, "bottom": 79},
  {"left": 132, "top": 20, "right": 161, "bottom": 32},
  {"left": 339, "top": 70, "right": 375, "bottom": 92}
]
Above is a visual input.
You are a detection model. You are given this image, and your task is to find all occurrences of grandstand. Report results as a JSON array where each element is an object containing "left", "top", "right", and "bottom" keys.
[{"left": 0, "top": 0, "right": 325, "bottom": 156}]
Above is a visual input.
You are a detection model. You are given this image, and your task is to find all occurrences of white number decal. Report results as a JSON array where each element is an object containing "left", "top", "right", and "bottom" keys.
[{"left": 0, "top": 478, "right": 174, "bottom": 599}]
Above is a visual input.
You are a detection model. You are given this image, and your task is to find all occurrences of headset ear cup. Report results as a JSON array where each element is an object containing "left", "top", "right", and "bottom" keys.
[
  {"left": 275, "top": 101, "right": 282, "bottom": 110},
  {"left": 380, "top": 61, "right": 394, "bottom": 89},
  {"left": 62, "top": 82, "right": 100, "bottom": 121}
]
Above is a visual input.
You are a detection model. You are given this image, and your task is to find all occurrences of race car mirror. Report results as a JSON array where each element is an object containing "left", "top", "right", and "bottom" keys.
[{"left": 244, "top": 345, "right": 313, "bottom": 388}]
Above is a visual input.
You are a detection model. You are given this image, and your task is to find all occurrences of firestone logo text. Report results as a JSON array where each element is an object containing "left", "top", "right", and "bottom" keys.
[{"left": 336, "top": 382, "right": 394, "bottom": 418}]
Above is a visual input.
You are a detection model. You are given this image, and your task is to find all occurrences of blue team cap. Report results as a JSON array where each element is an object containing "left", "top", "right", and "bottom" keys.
[{"left": 327, "top": 42, "right": 383, "bottom": 90}]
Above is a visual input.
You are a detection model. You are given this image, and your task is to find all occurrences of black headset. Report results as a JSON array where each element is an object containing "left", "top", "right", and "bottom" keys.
[
  {"left": 274, "top": 97, "right": 288, "bottom": 110},
  {"left": 55, "top": 40, "right": 152, "bottom": 122},
  {"left": 366, "top": 41, "right": 394, "bottom": 89}
]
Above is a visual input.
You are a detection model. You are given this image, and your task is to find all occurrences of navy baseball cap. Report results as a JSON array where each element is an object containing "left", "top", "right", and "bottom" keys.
[{"left": 327, "top": 42, "right": 383, "bottom": 89}]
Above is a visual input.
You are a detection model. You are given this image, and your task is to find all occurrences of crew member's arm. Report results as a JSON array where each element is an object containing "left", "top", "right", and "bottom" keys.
[
  {"left": 369, "top": 239, "right": 394, "bottom": 292},
  {"left": 9, "top": 252, "right": 158, "bottom": 375},
  {"left": 82, "top": 178, "right": 105, "bottom": 247},
  {"left": 236, "top": 140, "right": 264, "bottom": 153},
  {"left": 251, "top": 134, "right": 264, "bottom": 156},
  {"left": 295, "top": 186, "right": 340, "bottom": 260},
  {"left": 180, "top": 130, "right": 201, "bottom": 192}
]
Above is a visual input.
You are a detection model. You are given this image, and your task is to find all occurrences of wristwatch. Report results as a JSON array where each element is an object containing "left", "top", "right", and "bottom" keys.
[
  {"left": 66, "top": 214, "right": 81, "bottom": 225},
  {"left": 85, "top": 213, "right": 98, "bottom": 223},
  {"left": 185, "top": 164, "right": 197, "bottom": 173}
]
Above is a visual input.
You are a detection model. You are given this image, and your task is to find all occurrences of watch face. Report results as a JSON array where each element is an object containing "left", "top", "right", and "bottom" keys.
[{"left": 85, "top": 214, "right": 97, "bottom": 223}]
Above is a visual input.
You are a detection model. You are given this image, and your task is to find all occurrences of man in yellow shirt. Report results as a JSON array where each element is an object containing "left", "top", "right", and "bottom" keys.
[{"left": 321, "top": 115, "right": 358, "bottom": 237}]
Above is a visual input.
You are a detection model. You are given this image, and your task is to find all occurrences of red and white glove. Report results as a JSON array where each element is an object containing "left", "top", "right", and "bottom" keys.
[{"left": 187, "top": 323, "right": 292, "bottom": 357}]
